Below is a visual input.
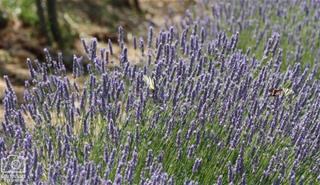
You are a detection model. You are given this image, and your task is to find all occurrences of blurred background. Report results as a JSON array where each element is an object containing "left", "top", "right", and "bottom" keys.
[{"left": 0, "top": 0, "right": 194, "bottom": 105}]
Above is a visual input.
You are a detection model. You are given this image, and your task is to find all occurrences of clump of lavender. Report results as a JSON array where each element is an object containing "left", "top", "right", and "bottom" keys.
[
  {"left": 1, "top": 0, "right": 320, "bottom": 184},
  {"left": 192, "top": 0, "right": 320, "bottom": 74}
]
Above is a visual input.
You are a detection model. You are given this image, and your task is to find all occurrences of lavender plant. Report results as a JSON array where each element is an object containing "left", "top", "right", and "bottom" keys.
[
  {"left": 1, "top": 0, "right": 320, "bottom": 184},
  {"left": 187, "top": 0, "right": 320, "bottom": 73}
]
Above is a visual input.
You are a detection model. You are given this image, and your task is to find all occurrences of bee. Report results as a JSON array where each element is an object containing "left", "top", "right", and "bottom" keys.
[
  {"left": 268, "top": 88, "right": 283, "bottom": 96},
  {"left": 269, "top": 88, "right": 294, "bottom": 97},
  {"left": 143, "top": 75, "right": 155, "bottom": 90}
]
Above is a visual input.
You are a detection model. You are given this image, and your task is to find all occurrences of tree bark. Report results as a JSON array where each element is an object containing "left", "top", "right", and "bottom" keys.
[
  {"left": 46, "top": 0, "right": 63, "bottom": 48},
  {"left": 133, "top": 0, "right": 141, "bottom": 12},
  {"left": 111, "top": 0, "right": 131, "bottom": 7},
  {"left": 35, "top": 0, "right": 51, "bottom": 44}
]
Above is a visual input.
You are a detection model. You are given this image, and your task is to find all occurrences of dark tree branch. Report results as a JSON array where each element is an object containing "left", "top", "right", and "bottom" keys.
[
  {"left": 47, "top": 0, "right": 63, "bottom": 48},
  {"left": 111, "top": 0, "right": 131, "bottom": 7},
  {"left": 133, "top": 0, "right": 141, "bottom": 12},
  {"left": 35, "top": 0, "right": 51, "bottom": 44}
]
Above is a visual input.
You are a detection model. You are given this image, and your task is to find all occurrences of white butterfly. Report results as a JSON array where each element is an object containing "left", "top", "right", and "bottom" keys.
[{"left": 143, "top": 75, "right": 155, "bottom": 90}]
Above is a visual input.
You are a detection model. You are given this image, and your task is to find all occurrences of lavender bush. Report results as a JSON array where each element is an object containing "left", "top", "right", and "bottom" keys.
[
  {"left": 188, "top": 0, "right": 320, "bottom": 72},
  {"left": 1, "top": 0, "right": 320, "bottom": 184}
]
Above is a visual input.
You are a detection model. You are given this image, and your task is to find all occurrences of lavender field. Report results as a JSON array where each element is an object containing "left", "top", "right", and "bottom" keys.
[{"left": 1, "top": 0, "right": 320, "bottom": 184}]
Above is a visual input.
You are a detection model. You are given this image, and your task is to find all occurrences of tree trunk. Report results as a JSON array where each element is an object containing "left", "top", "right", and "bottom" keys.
[
  {"left": 133, "top": 0, "right": 141, "bottom": 12},
  {"left": 35, "top": 0, "right": 51, "bottom": 44},
  {"left": 46, "top": 0, "right": 63, "bottom": 48},
  {"left": 111, "top": 0, "right": 131, "bottom": 7}
]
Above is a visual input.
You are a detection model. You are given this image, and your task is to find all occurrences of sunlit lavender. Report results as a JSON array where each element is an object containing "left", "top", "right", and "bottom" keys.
[{"left": 1, "top": 0, "right": 320, "bottom": 184}]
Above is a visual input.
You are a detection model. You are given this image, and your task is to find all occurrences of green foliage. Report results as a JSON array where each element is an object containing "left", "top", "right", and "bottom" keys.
[{"left": 1, "top": 0, "right": 38, "bottom": 25}]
